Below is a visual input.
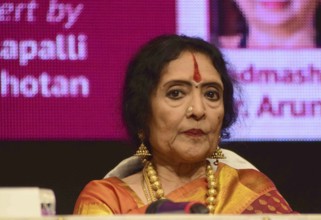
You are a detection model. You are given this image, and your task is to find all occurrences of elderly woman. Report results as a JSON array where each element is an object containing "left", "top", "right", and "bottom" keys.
[{"left": 73, "top": 35, "right": 295, "bottom": 214}]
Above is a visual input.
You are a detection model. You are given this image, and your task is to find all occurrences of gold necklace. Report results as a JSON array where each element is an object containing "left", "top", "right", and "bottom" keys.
[
  {"left": 142, "top": 161, "right": 218, "bottom": 214},
  {"left": 142, "top": 174, "right": 152, "bottom": 203}
]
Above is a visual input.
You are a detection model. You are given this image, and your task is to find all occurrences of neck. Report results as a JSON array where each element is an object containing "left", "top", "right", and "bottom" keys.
[
  {"left": 247, "top": 22, "right": 316, "bottom": 48},
  {"left": 142, "top": 160, "right": 218, "bottom": 213},
  {"left": 151, "top": 157, "right": 207, "bottom": 193}
]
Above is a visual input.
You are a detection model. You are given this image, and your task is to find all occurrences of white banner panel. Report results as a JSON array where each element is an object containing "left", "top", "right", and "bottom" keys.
[
  {"left": 176, "top": 0, "right": 321, "bottom": 141},
  {"left": 223, "top": 50, "right": 321, "bottom": 141},
  {"left": 176, "top": 0, "right": 209, "bottom": 40}
]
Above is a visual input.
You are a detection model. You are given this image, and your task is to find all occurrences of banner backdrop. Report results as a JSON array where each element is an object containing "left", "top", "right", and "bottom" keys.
[
  {"left": 0, "top": 0, "right": 175, "bottom": 139},
  {"left": 224, "top": 50, "right": 321, "bottom": 141},
  {"left": 1, "top": 0, "right": 320, "bottom": 141},
  {"left": 177, "top": 0, "right": 321, "bottom": 141}
]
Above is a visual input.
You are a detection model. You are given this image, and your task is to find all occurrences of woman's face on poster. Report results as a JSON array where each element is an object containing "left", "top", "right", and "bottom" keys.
[{"left": 234, "top": 0, "right": 319, "bottom": 28}]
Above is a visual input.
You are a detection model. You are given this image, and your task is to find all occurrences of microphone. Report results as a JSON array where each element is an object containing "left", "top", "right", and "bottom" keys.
[{"left": 145, "top": 199, "right": 209, "bottom": 214}]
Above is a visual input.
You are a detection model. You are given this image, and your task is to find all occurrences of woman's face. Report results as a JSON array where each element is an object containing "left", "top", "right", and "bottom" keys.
[
  {"left": 235, "top": 0, "right": 319, "bottom": 27},
  {"left": 148, "top": 51, "right": 224, "bottom": 164}
]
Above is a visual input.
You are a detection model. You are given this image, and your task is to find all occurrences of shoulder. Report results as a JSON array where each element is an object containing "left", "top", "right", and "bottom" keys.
[
  {"left": 73, "top": 177, "right": 130, "bottom": 215},
  {"left": 217, "top": 163, "right": 296, "bottom": 214},
  {"left": 76, "top": 177, "right": 133, "bottom": 202},
  {"left": 219, "top": 163, "right": 276, "bottom": 193},
  {"left": 230, "top": 166, "right": 296, "bottom": 213}
]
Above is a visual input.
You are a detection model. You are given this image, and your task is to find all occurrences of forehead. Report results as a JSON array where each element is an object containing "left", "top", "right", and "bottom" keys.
[{"left": 160, "top": 51, "right": 222, "bottom": 83}]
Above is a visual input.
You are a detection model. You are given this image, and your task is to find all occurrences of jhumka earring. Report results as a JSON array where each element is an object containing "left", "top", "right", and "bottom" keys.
[
  {"left": 134, "top": 131, "right": 151, "bottom": 163},
  {"left": 209, "top": 146, "right": 226, "bottom": 166}
]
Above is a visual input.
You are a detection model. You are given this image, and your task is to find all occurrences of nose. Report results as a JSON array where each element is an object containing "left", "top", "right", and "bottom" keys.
[{"left": 188, "top": 92, "right": 206, "bottom": 120}]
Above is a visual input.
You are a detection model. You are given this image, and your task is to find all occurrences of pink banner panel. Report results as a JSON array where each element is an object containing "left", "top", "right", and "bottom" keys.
[{"left": 0, "top": 0, "right": 176, "bottom": 139}]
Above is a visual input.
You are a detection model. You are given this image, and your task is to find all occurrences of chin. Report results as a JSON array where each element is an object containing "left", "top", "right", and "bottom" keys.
[{"left": 178, "top": 152, "right": 209, "bottom": 163}]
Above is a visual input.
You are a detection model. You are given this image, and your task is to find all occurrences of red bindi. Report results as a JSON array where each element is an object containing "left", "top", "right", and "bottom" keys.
[{"left": 192, "top": 53, "right": 201, "bottom": 83}]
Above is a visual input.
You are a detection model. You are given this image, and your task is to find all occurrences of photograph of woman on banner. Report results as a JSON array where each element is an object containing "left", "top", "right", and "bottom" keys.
[{"left": 218, "top": 0, "right": 321, "bottom": 48}]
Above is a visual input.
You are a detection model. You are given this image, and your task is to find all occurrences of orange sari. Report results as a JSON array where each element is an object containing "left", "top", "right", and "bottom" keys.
[{"left": 73, "top": 163, "right": 295, "bottom": 215}]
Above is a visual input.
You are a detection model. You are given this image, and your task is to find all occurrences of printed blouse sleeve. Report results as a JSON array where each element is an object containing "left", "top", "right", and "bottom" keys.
[{"left": 242, "top": 189, "right": 297, "bottom": 214}]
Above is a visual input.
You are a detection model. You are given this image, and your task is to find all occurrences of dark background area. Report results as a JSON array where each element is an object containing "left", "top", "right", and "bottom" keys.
[{"left": 0, "top": 141, "right": 320, "bottom": 214}]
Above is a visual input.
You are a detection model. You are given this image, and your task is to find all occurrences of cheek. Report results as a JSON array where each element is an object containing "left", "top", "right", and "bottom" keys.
[
  {"left": 149, "top": 107, "right": 183, "bottom": 137},
  {"left": 151, "top": 115, "right": 173, "bottom": 131},
  {"left": 149, "top": 115, "right": 181, "bottom": 150},
  {"left": 299, "top": 3, "right": 318, "bottom": 16},
  {"left": 218, "top": 115, "right": 224, "bottom": 129},
  {"left": 209, "top": 108, "right": 224, "bottom": 130}
]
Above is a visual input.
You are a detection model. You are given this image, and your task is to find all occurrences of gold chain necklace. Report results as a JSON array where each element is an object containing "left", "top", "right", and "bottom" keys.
[{"left": 142, "top": 161, "right": 218, "bottom": 214}]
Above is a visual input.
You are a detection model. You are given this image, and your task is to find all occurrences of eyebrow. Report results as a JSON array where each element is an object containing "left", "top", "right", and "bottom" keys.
[{"left": 163, "top": 80, "right": 223, "bottom": 90}]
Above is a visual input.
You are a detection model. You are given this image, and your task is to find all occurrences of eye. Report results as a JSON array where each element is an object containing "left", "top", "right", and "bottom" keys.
[
  {"left": 166, "top": 89, "right": 185, "bottom": 100},
  {"left": 204, "top": 90, "right": 220, "bottom": 101}
]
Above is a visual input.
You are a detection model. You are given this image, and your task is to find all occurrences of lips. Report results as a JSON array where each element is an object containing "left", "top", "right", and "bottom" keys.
[
  {"left": 259, "top": 0, "right": 290, "bottom": 10},
  {"left": 183, "top": 129, "right": 205, "bottom": 137}
]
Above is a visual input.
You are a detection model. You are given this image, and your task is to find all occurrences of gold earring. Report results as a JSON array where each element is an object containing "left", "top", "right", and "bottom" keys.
[
  {"left": 134, "top": 131, "right": 151, "bottom": 163},
  {"left": 209, "top": 146, "right": 226, "bottom": 166}
]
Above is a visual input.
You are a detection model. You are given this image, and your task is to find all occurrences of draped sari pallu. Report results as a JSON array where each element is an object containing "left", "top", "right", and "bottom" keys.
[{"left": 74, "top": 163, "right": 295, "bottom": 215}]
